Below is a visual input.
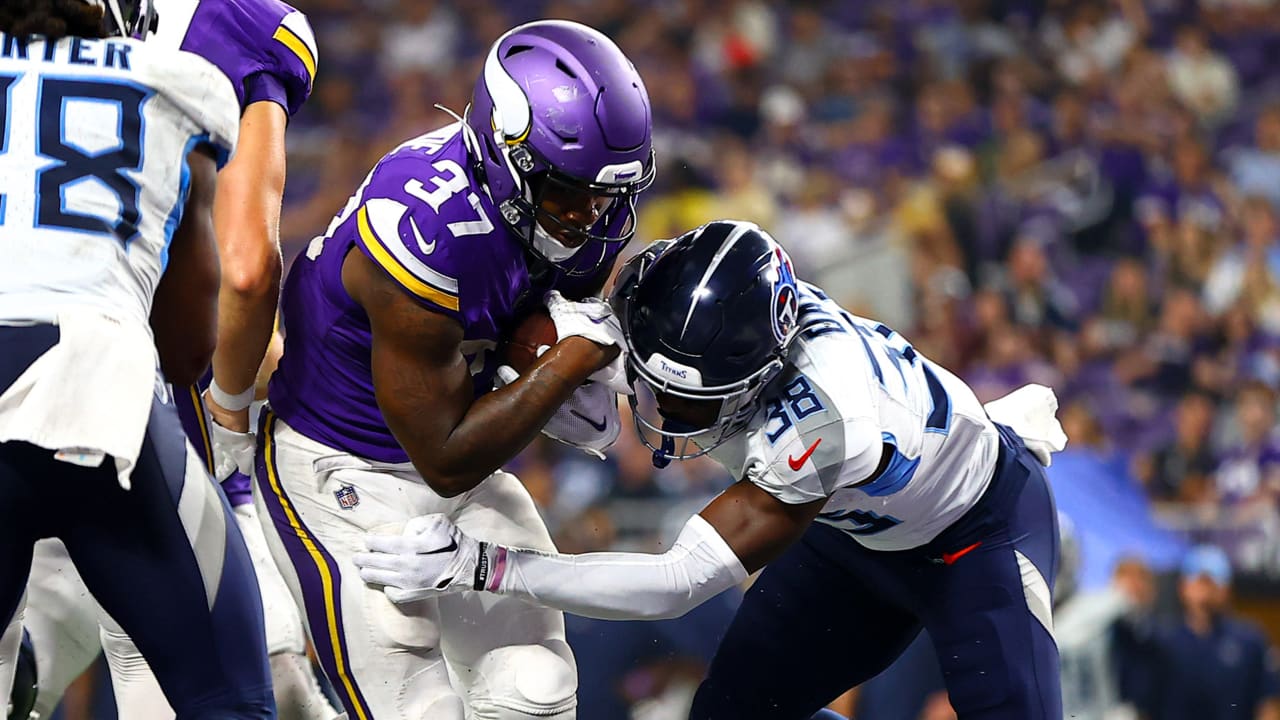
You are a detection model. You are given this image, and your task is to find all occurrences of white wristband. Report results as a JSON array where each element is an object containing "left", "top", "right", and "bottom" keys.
[{"left": 208, "top": 377, "right": 255, "bottom": 412}]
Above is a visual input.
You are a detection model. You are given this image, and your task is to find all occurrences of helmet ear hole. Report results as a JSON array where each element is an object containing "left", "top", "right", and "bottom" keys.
[
  {"left": 483, "top": 138, "right": 501, "bottom": 165},
  {"left": 554, "top": 59, "right": 579, "bottom": 79}
]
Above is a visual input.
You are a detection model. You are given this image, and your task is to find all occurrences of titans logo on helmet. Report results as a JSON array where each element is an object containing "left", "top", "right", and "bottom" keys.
[{"left": 770, "top": 247, "right": 799, "bottom": 343}]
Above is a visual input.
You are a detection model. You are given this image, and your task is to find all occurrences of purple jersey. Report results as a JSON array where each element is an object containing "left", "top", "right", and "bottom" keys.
[
  {"left": 1215, "top": 437, "right": 1280, "bottom": 504},
  {"left": 269, "top": 124, "right": 619, "bottom": 463},
  {"left": 154, "top": 0, "right": 316, "bottom": 116}
]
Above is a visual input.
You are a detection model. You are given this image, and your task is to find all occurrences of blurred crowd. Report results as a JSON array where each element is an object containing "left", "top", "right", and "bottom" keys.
[{"left": 264, "top": 0, "right": 1280, "bottom": 716}]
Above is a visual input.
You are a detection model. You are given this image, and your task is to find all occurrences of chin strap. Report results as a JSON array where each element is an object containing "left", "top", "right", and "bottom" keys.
[
  {"left": 653, "top": 436, "right": 673, "bottom": 469},
  {"left": 653, "top": 418, "right": 699, "bottom": 469}
]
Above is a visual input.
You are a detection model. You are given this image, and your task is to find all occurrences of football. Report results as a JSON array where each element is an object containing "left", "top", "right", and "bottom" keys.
[{"left": 499, "top": 308, "right": 558, "bottom": 373}]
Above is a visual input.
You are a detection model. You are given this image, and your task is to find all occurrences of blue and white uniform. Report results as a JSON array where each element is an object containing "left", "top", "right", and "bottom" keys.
[
  {"left": 5, "top": 4, "right": 324, "bottom": 716},
  {"left": 0, "top": 34, "right": 235, "bottom": 325},
  {"left": 708, "top": 284, "right": 998, "bottom": 550},
  {"left": 0, "top": 32, "right": 273, "bottom": 719},
  {"left": 693, "top": 286, "right": 1062, "bottom": 720}
]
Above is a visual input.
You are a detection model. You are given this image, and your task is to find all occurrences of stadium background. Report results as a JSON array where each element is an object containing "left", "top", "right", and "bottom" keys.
[{"left": 51, "top": 0, "right": 1280, "bottom": 717}]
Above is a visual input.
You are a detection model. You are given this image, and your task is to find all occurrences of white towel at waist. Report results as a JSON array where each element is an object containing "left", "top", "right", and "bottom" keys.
[
  {"left": 0, "top": 306, "right": 159, "bottom": 489},
  {"left": 983, "top": 384, "right": 1070, "bottom": 467}
]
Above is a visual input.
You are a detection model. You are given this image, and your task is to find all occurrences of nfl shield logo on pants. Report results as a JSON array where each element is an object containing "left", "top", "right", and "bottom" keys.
[{"left": 334, "top": 485, "right": 360, "bottom": 510}]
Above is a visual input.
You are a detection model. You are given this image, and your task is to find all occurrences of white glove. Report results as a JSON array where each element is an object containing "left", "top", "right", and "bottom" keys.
[
  {"left": 544, "top": 291, "right": 631, "bottom": 394},
  {"left": 544, "top": 290, "right": 621, "bottom": 347},
  {"left": 983, "top": 384, "right": 1069, "bottom": 467},
  {"left": 588, "top": 354, "right": 630, "bottom": 396},
  {"left": 354, "top": 514, "right": 503, "bottom": 604},
  {"left": 208, "top": 416, "right": 255, "bottom": 481},
  {"left": 541, "top": 381, "right": 621, "bottom": 459},
  {"left": 494, "top": 364, "right": 521, "bottom": 390}
]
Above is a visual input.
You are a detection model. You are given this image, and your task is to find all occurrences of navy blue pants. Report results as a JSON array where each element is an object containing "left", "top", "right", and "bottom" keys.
[
  {"left": 690, "top": 426, "right": 1061, "bottom": 720},
  {"left": 0, "top": 324, "right": 274, "bottom": 719}
]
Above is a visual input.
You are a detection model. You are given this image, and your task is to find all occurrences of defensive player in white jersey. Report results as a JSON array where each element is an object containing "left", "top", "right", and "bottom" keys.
[
  {"left": 0, "top": 0, "right": 275, "bottom": 718},
  {"left": 2, "top": 0, "right": 332, "bottom": 717},
  {"left": 354, "top": 220, "right": 1070, "bottom": 719}
]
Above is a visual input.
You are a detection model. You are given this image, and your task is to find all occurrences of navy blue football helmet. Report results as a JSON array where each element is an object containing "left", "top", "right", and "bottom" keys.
[
  {"left": 91, "top": 0, "right": 158, "bottom": 38},
  {"left": 610, "top": 220, "right": 801, "bottom": 466}
]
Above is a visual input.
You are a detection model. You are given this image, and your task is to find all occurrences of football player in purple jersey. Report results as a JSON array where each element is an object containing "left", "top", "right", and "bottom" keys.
[
  {"left": 7, "top": 1, "right": 336, "bottom": 718},
  {"left": 254, "top": 19, "right": 654, "bottom": 720}
]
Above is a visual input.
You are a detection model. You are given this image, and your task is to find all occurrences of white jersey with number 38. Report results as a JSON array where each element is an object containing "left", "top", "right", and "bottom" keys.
[
  {"left": 0, "top": 33, "right": 238, "bottom": 326},
  {"left": 708, "top": 284, "right": 999, "bottom": 551}
]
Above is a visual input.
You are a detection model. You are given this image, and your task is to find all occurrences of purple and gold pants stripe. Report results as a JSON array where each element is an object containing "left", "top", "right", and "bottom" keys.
[
  {"left": 255, "top": 410, "right": 373, "bottom": 720},
  {"left": 173, "top": 382, "right": 214, "bottom": 474}
]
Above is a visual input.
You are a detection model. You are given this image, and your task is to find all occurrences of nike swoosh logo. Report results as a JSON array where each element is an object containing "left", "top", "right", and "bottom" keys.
[
  {"left": 421, "top": 538, "right": 458, "bottom": 555},
  {"left": 941, "top": 541, "right": 982, "bottom": 566},
  {"left": 788, "top": 438, "right": 822, "bottom": 471},
  {"left": 570, "top": 409, "right": 608, "bottom": 432},
  {"left": 408, "top": 216, "right": 436, "bottom": 255}
]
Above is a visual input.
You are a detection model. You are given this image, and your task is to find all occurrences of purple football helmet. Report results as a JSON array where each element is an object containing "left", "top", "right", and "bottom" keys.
[{"left": 466, "top": 20, "right": 655, "bottom": 274}]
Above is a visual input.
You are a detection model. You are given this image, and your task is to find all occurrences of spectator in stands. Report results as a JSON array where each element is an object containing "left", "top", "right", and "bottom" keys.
[
  {"left": 706, "top": 135, "right": 779, "bottom": 230},
  {"left": 1057, "top": 401, "right": 1114, "bottom": 465},
  {"left": 1043, "top": 0, "right": 1140, "bottom": 88},
  {"left": 1090, "top": 258, "right": 1157, "bottom": 356},
  {"left": 830, "top": 93, "right": 912, "bottom": 188},
  {"left": 1225, "top": 104, "right": 1280, "bottom": 212},
  {"left": 1114, "top": 287, "right": 1209, "bottom": 405},
  {"left": 1214, "top": 381, "right": 1280, "bottom": 509},
  {"left": 379, "top": 0, "right": 459, "bottom": 76},
  {"left": 1204, "top": 197, "right": 1280, "bottom": 331},
  {"left": 966, "top": 323, "right": 1064, "bottom": 402},
  {"left": 1057, "top": 556, "right": 1158, "bottom": 720},
  {"left": 1166, "top": 24, "right": 1241, "bottom": 127},
  {"left": 1137, "top": 137, "right": 1226, "bottom": 241},
  {"left": 1151, "top": 215, "right": 1220, "bottom": 293},
  {"left": 974, "top": 128, "right": 1049, "bottom": 277},
  {"left": 1136, "top": 391, "right": 1219, "bottom": 504},
  {"left": 1195, "top": 302, "right": 1280, "bottom": 398},
  {"left": 777, "top": 3, "right": 842, "bottom": 97},
  {"left": 1000, "top": 233, "right": 1080, "bottom": 338},
  {"left": 1143, "top": 546, "right": 1280, "bottom": 720},
  {"left": 1201, "top": 0, "right": 1280, "bottom": 89}
]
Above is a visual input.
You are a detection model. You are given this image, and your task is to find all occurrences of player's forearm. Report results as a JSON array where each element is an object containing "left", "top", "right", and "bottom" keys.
[
  {"left": 211, "top": 254, "right": 281, "bottom": 398},
  {"left": 414, "top": 339, "right": 602, "bottom": 496},
  {"left": 483, "top": 515, "right": 748, "bottom": 620},
  {"left": 209, "top": 102, "right": 287, "bottom": 426}
]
